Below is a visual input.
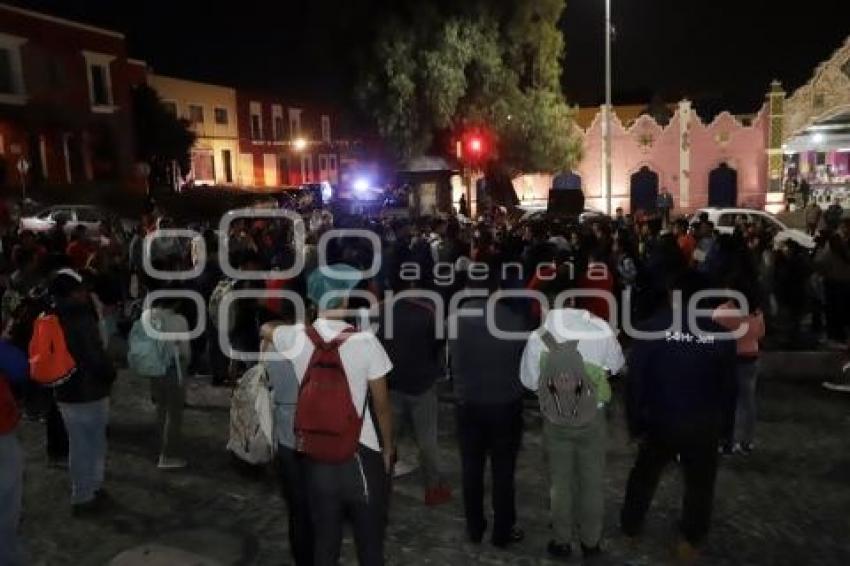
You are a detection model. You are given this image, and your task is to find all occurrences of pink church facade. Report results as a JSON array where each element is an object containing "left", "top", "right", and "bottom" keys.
[{"left": 516, "top": 100, "right": 771, "bottom": 214}]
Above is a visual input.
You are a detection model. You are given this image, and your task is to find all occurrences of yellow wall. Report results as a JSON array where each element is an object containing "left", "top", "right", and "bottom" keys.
[{"left": 149, "top": 74, "right": 241, "bottom": 185}]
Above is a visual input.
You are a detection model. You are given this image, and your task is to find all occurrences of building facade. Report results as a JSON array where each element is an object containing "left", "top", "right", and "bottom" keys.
[
  {"left": 0, "top": 4, "right": 346, "bottom": 195},
  {"left": 234, "top": 90, "right": 339, "bottom": 190},
  {"left": 514, "top": 101, "right": 770, "bottom": 215},
  {"left": 776, "top": 37, "right": 850, "bottom": 210},
  {"left": 0, "top": 3, "right": 146, "bottom": 191},
  {"left": 148, "top": 75, "right": 241, "bottom": 186},
  {"left": 515, "top": 36, "right": 850, "bottom": 215}
]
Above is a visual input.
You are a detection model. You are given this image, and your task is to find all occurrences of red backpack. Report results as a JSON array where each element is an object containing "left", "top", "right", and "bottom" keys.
[
  {"left": 28, "top": 314, "right": 77, "bottom": 387},
  {"left": 294, "top": 326, "right": 363, "bottom": 463}
]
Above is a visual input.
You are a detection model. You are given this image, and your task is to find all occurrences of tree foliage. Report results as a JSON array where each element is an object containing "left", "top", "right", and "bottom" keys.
[
  {"left": 131, "top": 84, "right": 196, "bottom": 187},
  {"left": 359, "top": 0, "right": 582, "bottom": 173}
]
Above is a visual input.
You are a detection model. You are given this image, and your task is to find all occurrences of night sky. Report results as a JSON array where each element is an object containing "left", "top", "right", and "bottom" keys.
[{"left": 12, "top": 0, "right": 850, "bottom": 120}]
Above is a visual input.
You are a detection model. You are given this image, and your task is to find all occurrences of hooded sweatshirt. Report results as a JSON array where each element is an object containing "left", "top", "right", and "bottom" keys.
[
  {"left": 53, "top": 299, "right": 116, "bottom": 404},
  {"left": 626, "top": 307, "right": 736, "bottom": 438}
]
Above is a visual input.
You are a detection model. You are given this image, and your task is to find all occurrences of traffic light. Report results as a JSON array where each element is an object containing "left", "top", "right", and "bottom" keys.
[{"left": 460, "top": 131, "right": 487, "bottom": 164}]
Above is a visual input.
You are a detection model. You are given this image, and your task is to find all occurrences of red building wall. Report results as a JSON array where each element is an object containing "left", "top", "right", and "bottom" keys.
[
  {"left": 0, "top": 4, "right": 141, "bottom": 190},
  {"left": 235, "top": 90, "right": 339, "bottom": 189}
]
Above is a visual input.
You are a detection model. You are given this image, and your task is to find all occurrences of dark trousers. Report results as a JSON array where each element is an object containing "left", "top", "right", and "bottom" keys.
[
  {"left": 456, "top": 399, "right": 523, "bottom": 544},
  {"left": 621, "top": 432, "right": 719, "bottom": 545},
  {"left": 305, "top": 446, "right": 388, "bottom": 566},
  {"left": 824, "top": 279, "right": 848, "bottom": 341},
  {"left": 46, "top": 396, "right": 68, "bottom": 461},
  {"left": 277, "top": 446, "right": 314, "bottom": 566},
  {"left": 208, "top": 323, "right": 229, "bottom": 385}
]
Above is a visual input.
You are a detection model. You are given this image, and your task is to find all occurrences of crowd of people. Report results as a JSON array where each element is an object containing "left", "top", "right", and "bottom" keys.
[{"left": 0, "top": 196, "right": 847, "bottom": 565}]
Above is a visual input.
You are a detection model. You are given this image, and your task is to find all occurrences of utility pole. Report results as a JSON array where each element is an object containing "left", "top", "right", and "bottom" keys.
[{"left": 603, "top": 0, "right": 613, "bottom": 216}]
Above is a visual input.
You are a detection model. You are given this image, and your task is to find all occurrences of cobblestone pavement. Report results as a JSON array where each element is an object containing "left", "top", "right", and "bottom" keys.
[{"left": 15, "top": 371, "right": 850, "bottom": 566}]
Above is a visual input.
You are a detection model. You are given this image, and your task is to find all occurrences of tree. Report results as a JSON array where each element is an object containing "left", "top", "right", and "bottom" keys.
[
  {"left": 359, "top": 0, "right": 581, "bottom": 174},
  {"left": 131, "top": 84, "right": 196, "bottom": 190}
]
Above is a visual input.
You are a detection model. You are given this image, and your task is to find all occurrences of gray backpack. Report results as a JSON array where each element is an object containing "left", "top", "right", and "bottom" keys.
[{"left": 537, "top": 332, "right": 598, "bottom": 427}]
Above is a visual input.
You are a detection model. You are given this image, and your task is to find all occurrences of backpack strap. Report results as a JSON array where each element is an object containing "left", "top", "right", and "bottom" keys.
[
  {"left": 306, "top": 324, "right": 355, "bottom": 352},
  {"left": 540, "top": 330, "right": 558, "bottom": 351},
  {"left": 540, "top": 330, "right": 578, "bottom": 352}
]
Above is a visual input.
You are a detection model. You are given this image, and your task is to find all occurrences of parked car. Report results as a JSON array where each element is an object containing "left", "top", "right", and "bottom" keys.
[
  {"left": 579, "top": 207, "right": 607, "bottom": 224},
  {"left": 691, "top": 207, "right": 815, "bottom": 249},
  {"left": 517, "top": 205, "right": 607, "bottom": 225},
  {"left": 20, "top": 205, "right": 110, "bottom": 237}
]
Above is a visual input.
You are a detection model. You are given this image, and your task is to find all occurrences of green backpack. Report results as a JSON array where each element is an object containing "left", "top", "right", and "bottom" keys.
[{"left": 537, "top": 331, "right": 598, "bottom": 427}]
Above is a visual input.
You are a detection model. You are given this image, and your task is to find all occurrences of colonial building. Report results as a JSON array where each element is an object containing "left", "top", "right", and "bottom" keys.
[
  {"left": 148, "top": 74, "right": 241, "bottom": 186},
  {"left": 235, "top": 90, "right": 339, "bottom": 189},
  {"left": 0, "top": 3, "right": 146, "bottom": 191},
  {"left": 0, "top": 4, "right": 345, "bottom": 195},
  {"left": 514, "top": 36, "right": 850, "bottom": 215}
]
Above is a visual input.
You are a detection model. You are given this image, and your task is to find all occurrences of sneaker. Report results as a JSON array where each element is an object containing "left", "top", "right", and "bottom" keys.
[
  {"left": 71, "top": 498, "right": 101, "bottom": 518},
  {"left": 424, "top": 484, "right": 452, "bottom": 507},
  {"left": 547, "top": 540, "right": 572, "bottom": 560},
  {"left": 674, "top": 540, "right": 699, "bottom": 563},
  {"left": 823, "top": 365, "right": 850, "bottom": 392},
  {"left": 581, "top": 543, "right": 603, "bottom": 558},
  {"left": 624, "top": 534, "right": 642, "bottom": 551},
  {"left": 468, "top": 519, "right": 487, "bottom": 544},
  {"left": 94, "top": 489, "right": 114, "bottom": 505},
  {"left": 823, "top": 339, "right": 848, "bottom": 351},
  {"left": 392, "top": 459, "right": 419, "bottom": 478},
  {"left": 157, "top": 456, "right": 188, "bottom": 470},
  {"left": 47, "top": 457, "right": 68, "bottom": 469},
  {"left": 492, "top": 526, "right": 525, "bottom": 548}
]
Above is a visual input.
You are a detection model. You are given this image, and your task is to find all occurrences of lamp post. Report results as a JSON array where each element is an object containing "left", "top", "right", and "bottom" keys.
[{"left": 603, "top": 0, "right": 613, "bottom": 216}]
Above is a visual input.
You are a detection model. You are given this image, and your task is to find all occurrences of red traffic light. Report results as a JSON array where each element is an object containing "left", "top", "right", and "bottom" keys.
[{"left": 468, "top": 136, "right": 483, "bottom": 154}]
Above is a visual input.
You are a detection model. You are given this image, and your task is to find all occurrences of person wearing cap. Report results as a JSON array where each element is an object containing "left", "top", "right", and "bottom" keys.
[
  {"left": 262, "top": 263, "right": 394, "bottom": 566},
  {"left": 50, "top": 269, "right": 117, "bottom": 517}
]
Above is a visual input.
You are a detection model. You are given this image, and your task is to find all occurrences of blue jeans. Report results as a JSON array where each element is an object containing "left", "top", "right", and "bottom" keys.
[
  {"left": 0, "top": 430, "right": 25, "bottom": 565},
  {"left": 734, "top": 359, "right": 759, "bottom": 445},
  {"left": 306, "top": 446, "right": 388, "bottom": 566},
  {"left": 59, "top": 398, "right": 110, "bottom": 504}
]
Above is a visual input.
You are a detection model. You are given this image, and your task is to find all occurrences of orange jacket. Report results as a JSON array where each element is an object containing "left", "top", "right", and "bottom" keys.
[{"left": 713, "top": 301, "right": 765, "bottom": 358}]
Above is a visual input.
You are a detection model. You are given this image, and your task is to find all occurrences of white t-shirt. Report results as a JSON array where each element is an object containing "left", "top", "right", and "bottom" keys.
[
  {"left": 520, "top": 308, "right": 625, "bottom": 393},
  {"left": 272, "top": 318, "right": 393, "bottom": 452}
]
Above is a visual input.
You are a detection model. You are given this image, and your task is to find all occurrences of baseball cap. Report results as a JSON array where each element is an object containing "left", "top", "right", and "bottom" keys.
[
  {"left": 307, "top": 264, "right": 362, "bottom": 310},
  {"left": 48, "top": 268, "right": 85, "bottom": 298}
]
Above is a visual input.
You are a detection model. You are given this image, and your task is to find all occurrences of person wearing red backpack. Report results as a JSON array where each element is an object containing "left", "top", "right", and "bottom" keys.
[
  {"left": 0, "top": 338, "right": 30, "bottom": 566},
  {"left": 265, "top": 263, "right": 394, "bottom": 566},
  {"left": 49, "top": 269, "right": 117, "bottom": 517}
]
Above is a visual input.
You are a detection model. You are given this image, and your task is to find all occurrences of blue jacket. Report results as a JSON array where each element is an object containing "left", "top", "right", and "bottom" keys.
[
  {"left": 0, "top": 339, "right": 27, "bottom": 434},
  {"left": 0, "top": 340, "right": 28, "bottom": 386}
]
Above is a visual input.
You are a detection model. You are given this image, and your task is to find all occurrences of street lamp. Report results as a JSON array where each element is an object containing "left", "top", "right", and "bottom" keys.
[
  {"left": 293, "top": 137, "right": 308, "bottom": 152},
  {"left": 603, "top": 0, "right": 613, "bottom": 216}
]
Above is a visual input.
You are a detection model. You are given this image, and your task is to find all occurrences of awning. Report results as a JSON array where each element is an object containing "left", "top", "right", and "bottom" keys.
[{"left": 784, "top": 112, "right": 850, "bottom": 153}]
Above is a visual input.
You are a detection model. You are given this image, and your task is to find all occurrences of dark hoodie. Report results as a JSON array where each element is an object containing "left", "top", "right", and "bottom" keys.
[
  {"left": 626, "top": 307, "right": 736, "bottom": 439},
  {"left": 53, "top": 299, "right": 116, "bottom": 404}
]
